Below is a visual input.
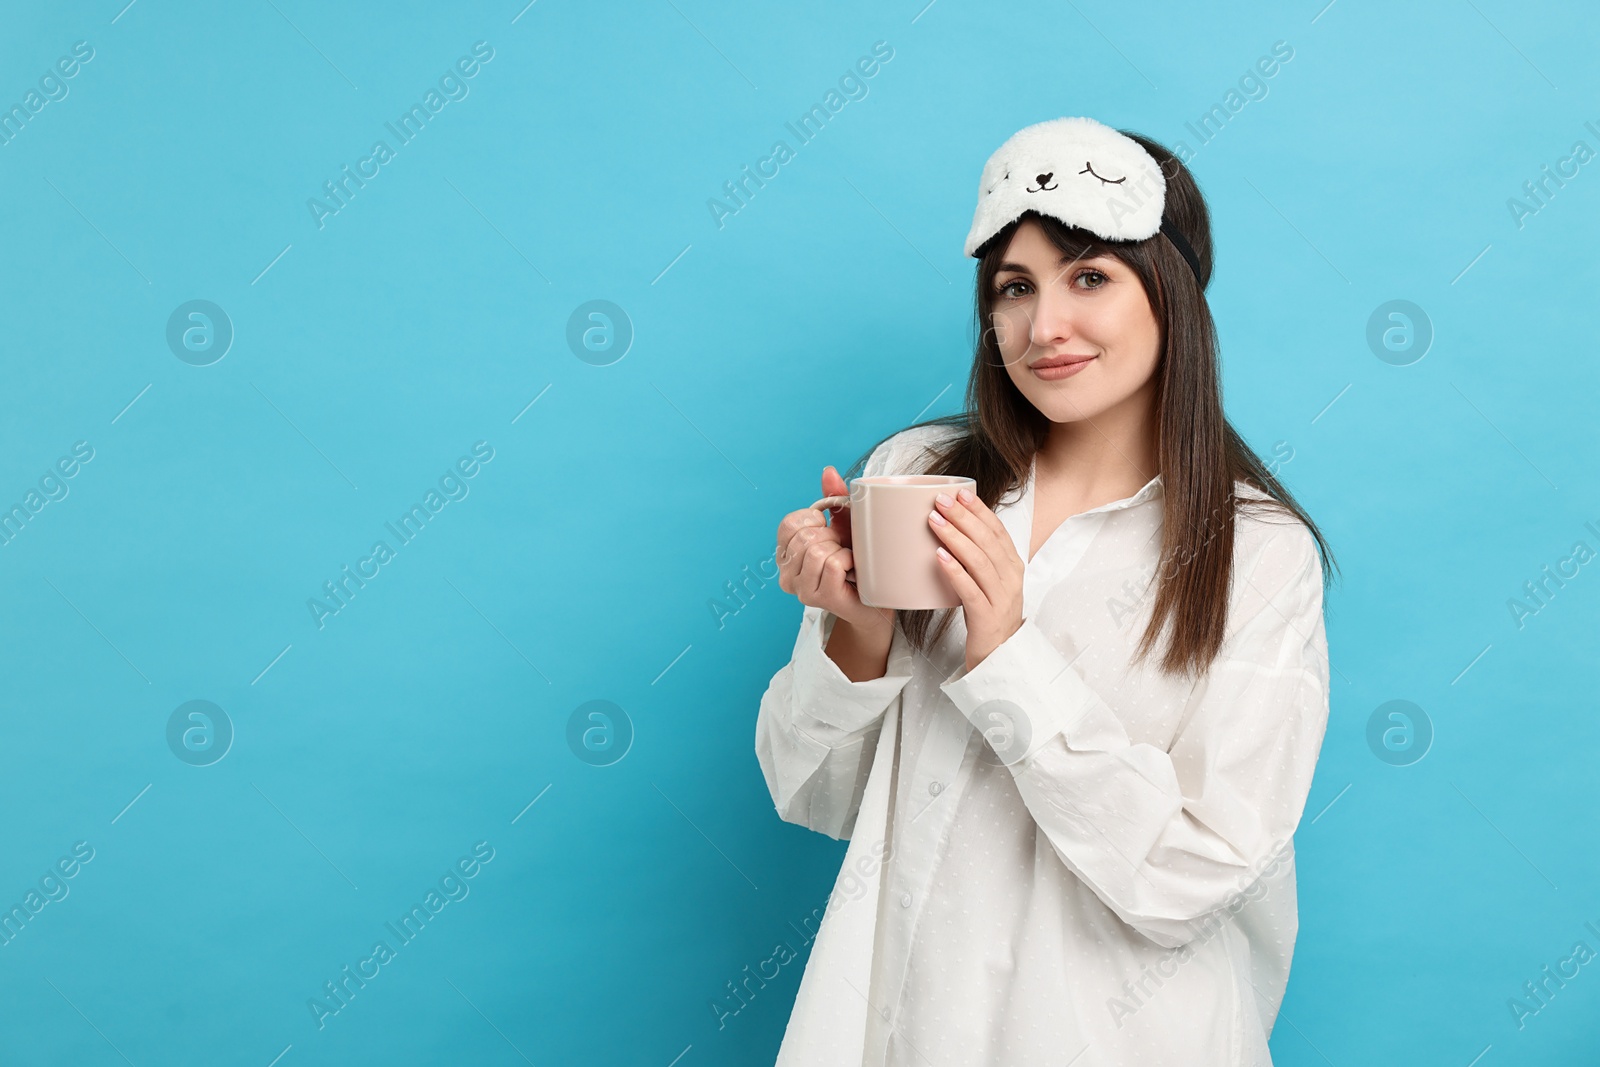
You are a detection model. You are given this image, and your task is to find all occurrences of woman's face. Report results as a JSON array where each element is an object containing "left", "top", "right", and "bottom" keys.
[{"left": 990, "top": 218, "right": 1163, "bottom": 426}]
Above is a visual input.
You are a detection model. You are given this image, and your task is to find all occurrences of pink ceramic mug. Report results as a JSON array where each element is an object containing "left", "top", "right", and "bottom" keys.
[{"left": 811, "top": 474, "right": 977, "bottom": 610}]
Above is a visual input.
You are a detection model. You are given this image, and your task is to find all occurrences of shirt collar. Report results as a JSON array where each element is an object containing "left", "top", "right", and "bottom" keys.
[
  {"left": 1085, "top": 471, "right": 1164, "bottom": 515},
  {"left": 1017, "top": 459, "right": 1165, "bottom": 518},
  {"left": 999, "top": 463, "right": 1163, "bottom": 574}
]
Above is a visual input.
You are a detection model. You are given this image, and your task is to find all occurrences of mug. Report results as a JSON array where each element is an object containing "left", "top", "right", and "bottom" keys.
[{"left": 810, "top": 474, "right": 977, "bottom": 610}]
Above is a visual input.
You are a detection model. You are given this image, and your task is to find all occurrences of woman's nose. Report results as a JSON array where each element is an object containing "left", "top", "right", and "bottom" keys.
[{"left": 1028, "top": 284, "right": 1074, "bottom": 347}]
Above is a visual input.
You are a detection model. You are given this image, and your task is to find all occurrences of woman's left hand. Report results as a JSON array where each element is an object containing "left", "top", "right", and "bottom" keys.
[{"left": 927, "top": 487, "right": 1026, "bottom": 673}]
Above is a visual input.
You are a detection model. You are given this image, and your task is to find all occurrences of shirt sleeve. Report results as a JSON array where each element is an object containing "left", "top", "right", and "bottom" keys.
[
  {"left": 755, "top": 606, "right": 916, "bottom": 839},
  {"left": 936, "top": 518, "right": 1330, "bottom": 948},
  {"left": 754, "top": 428, "right": 934, "bottom": 840}
]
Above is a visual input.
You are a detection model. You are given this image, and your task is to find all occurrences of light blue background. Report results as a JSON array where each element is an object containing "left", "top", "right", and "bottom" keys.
[{"left": 0, "top": 1, "right": 1595, "bottom": 1064}]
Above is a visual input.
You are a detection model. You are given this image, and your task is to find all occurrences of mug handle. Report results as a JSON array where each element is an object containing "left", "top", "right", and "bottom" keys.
[{"left": 808, "top": 494, "right": 856, "bottom": 583}]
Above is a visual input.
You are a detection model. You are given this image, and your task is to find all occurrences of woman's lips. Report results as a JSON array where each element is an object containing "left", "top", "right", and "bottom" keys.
[{"left": 1031, "top": 355, "right": 1095, "bottom": 380}]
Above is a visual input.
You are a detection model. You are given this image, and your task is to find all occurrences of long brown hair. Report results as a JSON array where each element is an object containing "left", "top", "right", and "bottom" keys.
[{"left": 846, "top": 129, "right": 1337, "bottom": 679}]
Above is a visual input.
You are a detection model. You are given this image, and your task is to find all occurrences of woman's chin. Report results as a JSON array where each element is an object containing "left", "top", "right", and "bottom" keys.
[{"left": 1031, "top": 394, "right": 1110, "bottom": 424}]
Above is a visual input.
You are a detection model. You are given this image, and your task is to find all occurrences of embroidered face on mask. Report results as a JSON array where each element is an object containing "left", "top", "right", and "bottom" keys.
[{"left": 965, "top": 117, "right": 1168, "bottom": 258}]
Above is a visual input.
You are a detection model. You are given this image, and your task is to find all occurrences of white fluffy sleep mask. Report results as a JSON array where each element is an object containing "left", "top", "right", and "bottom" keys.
[{"left": 963, "top": 116, "right": 1204, "bottom": 286}]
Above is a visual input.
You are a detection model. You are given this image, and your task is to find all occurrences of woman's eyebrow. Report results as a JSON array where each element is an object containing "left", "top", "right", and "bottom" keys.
[{"left": 996, "top": 253, "right": 1111, "bottom": 274}]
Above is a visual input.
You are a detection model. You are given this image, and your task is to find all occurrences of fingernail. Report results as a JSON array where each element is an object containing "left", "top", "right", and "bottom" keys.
[
  {"left": 957, "top": 488, "right": 975, "bottom": 503},
  {"left": 936, "top": 492, "right": 954, "bottom": 507},
  {"left": 928, "top": 508, "right": 946, "bottom": 525}
]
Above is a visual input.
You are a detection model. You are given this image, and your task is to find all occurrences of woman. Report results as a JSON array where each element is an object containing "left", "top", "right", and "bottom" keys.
[{"left": 756, "top": 117, "right": 1337, "bottom": 1066}]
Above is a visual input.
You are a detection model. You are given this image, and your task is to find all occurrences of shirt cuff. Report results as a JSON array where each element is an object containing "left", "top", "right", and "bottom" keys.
[
  {"left": 790, "top": 607, "right": 913, "bottom": 741},
  {"left": 938, "top": 617, "right": 1132, "bottom": 764}
]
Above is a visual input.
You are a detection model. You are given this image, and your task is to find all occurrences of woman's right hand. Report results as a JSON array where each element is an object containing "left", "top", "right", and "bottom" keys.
[{"left": 776, "top": 464, "right": 895, "bottom": 635}]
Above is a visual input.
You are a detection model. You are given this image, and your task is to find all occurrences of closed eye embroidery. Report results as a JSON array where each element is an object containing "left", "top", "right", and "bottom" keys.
[
  {"left": 984, "top": 169, "right": 1010, "bottom": 196},
  {"left": 1080, "top": 161, "right": 1125, "bottom": 185}
]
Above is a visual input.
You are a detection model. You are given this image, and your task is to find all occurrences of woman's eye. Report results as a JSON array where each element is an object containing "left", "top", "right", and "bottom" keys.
[{"left": 995, "top": 271, "right": 1105, "bottom": 299}]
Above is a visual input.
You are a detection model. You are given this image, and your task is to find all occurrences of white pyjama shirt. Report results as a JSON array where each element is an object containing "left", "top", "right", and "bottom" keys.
[{"left": 755, "top": 422, "right": 1331, "bottom": 1066}]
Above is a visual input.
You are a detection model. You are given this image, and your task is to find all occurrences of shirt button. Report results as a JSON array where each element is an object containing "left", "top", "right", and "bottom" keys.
[
  {"left": 900, "top": 891, "right": 912, "bottom": 908},
  {"left": 928, "top": 780, "right": 942, "bottom": 795}
]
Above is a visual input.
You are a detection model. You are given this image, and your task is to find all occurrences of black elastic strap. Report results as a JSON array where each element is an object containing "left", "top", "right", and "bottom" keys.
[{"left": 1159, "top": 213, "right": 1204, "bottom": 287}]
